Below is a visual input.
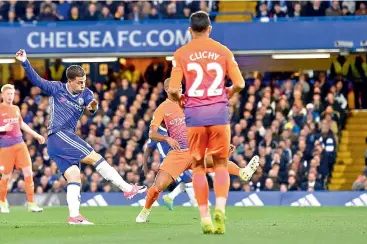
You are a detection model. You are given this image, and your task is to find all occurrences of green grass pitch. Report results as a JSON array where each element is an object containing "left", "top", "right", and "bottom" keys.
[{"left": 0, "top": 207, "right": 366, "bottom": 244}]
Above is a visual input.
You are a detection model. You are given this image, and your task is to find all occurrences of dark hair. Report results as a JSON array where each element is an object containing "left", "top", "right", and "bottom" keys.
[
  {"left": 190, "top": 11, "right": 210, "bottom": 33},
  {"left": 66, "top": 65, "right": 85, "bottom": 80}
]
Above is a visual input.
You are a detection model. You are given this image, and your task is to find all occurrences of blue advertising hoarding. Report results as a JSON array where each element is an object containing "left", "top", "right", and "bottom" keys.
[
  {"left": 0, "top": 19, "right": 366, "bottom": 57},
  {"left": 7, "top": 192, "right": 367, "bottom": 207}
]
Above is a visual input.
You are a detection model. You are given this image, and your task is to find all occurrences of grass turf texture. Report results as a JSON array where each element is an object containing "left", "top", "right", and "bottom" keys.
[{"left": 0, "top": 207, "right": 366, "bottom": 244}]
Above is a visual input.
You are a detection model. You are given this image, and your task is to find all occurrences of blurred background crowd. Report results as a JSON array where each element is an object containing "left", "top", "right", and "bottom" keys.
[{"left": 5, "top": 57, "right": 356, "bottom": 194}]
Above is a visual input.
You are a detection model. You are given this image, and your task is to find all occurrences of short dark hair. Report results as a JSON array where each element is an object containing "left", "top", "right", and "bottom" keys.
[
  {"left": 66, "top": 65, "right": 85, "bottom": 80},
  {"left": 190, "top": 11, "right": 210, "bottom": 33}
]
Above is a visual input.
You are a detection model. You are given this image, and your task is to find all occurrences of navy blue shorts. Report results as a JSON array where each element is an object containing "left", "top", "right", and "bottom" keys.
[
  {"left": 47, "top": 130, "right": 94, "bottom": 173},
  {"left": 175, "top": 170, "right": 192, "bottom": 184}
]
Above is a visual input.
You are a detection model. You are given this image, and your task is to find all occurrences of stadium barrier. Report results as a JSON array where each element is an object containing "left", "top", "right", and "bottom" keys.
[
  {"left": 7, "top": 192, "right": 367, "bottom": 207},
  {"left": 0, "top": 19, "right": 365, "bottom": 57}
]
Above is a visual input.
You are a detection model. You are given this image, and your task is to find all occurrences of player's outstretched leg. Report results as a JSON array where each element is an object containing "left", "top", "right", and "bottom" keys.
[
  {"left": 163, "top": 182, "right": 185, "bottom": 210},
  {"left": 212, "top": 156, "right": 230, "bottom": 234},
  {"left": 192, "top": 162, "right": 213, "bottom": 234},
  {"left": 163, "top": 171, "right": 196, "bottom": 210},
  {"left": 64, "top": 165, "right": 94, "bottom": 225},
  {"left": 21, "top": 166, "right": 43, "bottom": 212},
  {"left": 0, "top": 173, "right": 11, "bottom": 213},
  {"left": 81, "top": 151, "right": 147, "bottom": 198},
  {"left": 136, "top": 171, "right": 173, "bottom": 223}
]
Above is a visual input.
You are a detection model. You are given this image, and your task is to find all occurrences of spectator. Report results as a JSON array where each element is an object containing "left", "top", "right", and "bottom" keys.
[
  {"left": 38, "top": 5, "right": 59, "bottom": 21},
  {"left": 306, "top": 0, "right": 325, "bottom": 16},
  {"left": 84, "top": 3, "right": 99, "bottom": 21},
  {"left": 147, "top": 7, "right": 160, "bottom": 20},
  {"left": 165, "top": 2, "right": 178, "bottom": 19},
  {"left": 57, "top": 0, "right": 70, "bottom": 20},
  {"left": 128, "top": 4, "right": 144, "bottom": 21},
  {"left": 301, "top": 172, "right": 323, "bottom": 191},
  {"left": 355, "top": 3, "right": 367, "bottom": 15},
  {"left": 289, "top": 2, "right": 303, "bottom": 17},
  {"left": 7, "top": 10, "right": 17, "bottom": 24},
  {"left": 114, "top": 4, "right": 126, "bottom": 21},
  {"left": 256, "top": 2, "right": 271, "bottom": 18},
  {"left": 287, "top": 175, "right": 299, "bottom": 191},
  {"left": 144, "top": 59, "right": 165, "bottom": 87},
  {"left": 272, "top": 2, "right": 287, "bottom": 18},
  {"left": 40, "top": 0, "right": 57, "bottom": 14},
  {"left": 182, "top": 6, "right": 191, "bottom": 19},
  {"left": 69, "top": 6, "right": 80, "bottom": 21},
  {"left": 21, "top": 5, "right": 37, "bottom": 23},
  {"left": 326, "top": 0, "right": 342, "bottom": 16},
  {"left": 341, "top": 6, "right": 351, "bottom": 16},
  {"left": 99, "top": 6, "right": 113, "bottom": 20},
  {"left": 263, "top": 178, "right": 277, "bottom": 191}
]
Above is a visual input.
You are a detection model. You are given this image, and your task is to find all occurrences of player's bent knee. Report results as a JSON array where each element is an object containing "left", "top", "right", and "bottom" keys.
[
  {"left": 21, "top": 166, "right": 33, "bottom": 178},
  {"left": 64, "top": 165, "right": 81, "bottom": 183},
  {"left": 205, "top": 155, "right": 214, "bottom": 168},
  {"left": 212, "top": 156, "right": 228, "bottom": 167},
  {"left": 154, "top": 171, "right": 173, "bottom": 190},
  {"left": 80, "top": 151, "right": 102, "bottom": 165}
]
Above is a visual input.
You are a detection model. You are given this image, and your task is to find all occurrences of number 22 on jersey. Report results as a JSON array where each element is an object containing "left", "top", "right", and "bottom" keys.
[{"left": 187, "top": 62, "right": 224, "bottom": 97}]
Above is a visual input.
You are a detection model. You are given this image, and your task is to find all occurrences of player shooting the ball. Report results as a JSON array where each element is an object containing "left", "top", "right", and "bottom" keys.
[{"left": 16, "top": 49, "right": 146, "bottom": 225}]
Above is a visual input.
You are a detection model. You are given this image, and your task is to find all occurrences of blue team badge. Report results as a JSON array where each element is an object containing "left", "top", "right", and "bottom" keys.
[{"left": 78, "top": 97, "right": 84, "bottom": 106}]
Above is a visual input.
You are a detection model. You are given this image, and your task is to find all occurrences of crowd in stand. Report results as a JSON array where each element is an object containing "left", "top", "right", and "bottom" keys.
[
  {"left": 3, "top": 54, "right": 353, "bottom": 193},
  {"left": 0, "top": 0, "right": 217, "bottom": 23},
  {"left": 256, "top": 0, "right": 367, "bottom": 19}
]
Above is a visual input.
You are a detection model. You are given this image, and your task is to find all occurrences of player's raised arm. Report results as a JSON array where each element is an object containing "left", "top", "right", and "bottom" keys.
[
  {"left": 225, "top": 48, "right": 245, "bottom": 97},
  {"left": 168, "top": 52, "right": 183, "bottom": 101},
  {"left": 15, "top": 49, "right": 59, "bottom": 95}
]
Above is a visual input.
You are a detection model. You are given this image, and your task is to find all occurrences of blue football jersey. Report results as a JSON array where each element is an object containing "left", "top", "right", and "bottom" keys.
[
  {"left": 21, "top": 60, "right": 95, "bottom": 135},
  {"left": 147, "top": 126, "right": 170, "bottom": 162}
]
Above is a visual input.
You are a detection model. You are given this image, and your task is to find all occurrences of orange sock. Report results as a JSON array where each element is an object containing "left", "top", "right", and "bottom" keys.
[
  {"left": 213, "top": 166, "right": 230, "bottom": 199},
  {"left": 144, "top": 186, "right": 162, "bottom": 210},
  {"left": 0, "top": 178, "right": 8, "bottom": 202},
  {"left": 228, "top": 161, "right": 240, "bottom": 176},
  {"left": 24, "top": 176, "right": 35, "bottom": 203},
  {"left": 193, "top": 167, "right": 210, "bottom": 219},
  {"left": 192, "top": 167, "right": 209, "bottom": 206}
]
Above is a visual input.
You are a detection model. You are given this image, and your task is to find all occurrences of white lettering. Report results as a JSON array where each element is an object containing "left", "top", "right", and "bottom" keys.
[
  {"left": 146, "top": 30, "right": 159, "bottom": 47},
  {"left": 208, "top": 52, "right": 215, "bottom": 60},
  {"left": 68, "top": 32, "right": 77, "bottom": 48},
  {"left": 214, "top": 53, "right": 220, "bottom": 60},
  {"left": 202, "top": 51, "right": 208, "bottom": 59},
  {"left": 27, "top": 32, "right": 39, "bottom": 48},
  {"left": 90, "top": 31, "right": 101, "bottom": 48},
  {"left": 130, "top": 30, "right": 141, "bottom": 47},
  {"left": 79, "top": 31, "right": 89, "bottom": 48},
  {"left": 102, "top": 31, "right": 115, "bottom": 47},
  {"left": 189, "top": 54, "right": 195, "bottom": 61},
  {"left": 159, "top": 30, "right": 174, "bottom": 46},
  {"left": 175, "top": 30, "right": 191, "bottom": 46},
  {"left": 118, "top": 31, "right": 129, "bottom": 47},
  {"left": 41, "top": 32, "right": 54, "bottom": 48},
  {"left": 56, "top": 32, "right": 66, "bottom": 48}
]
